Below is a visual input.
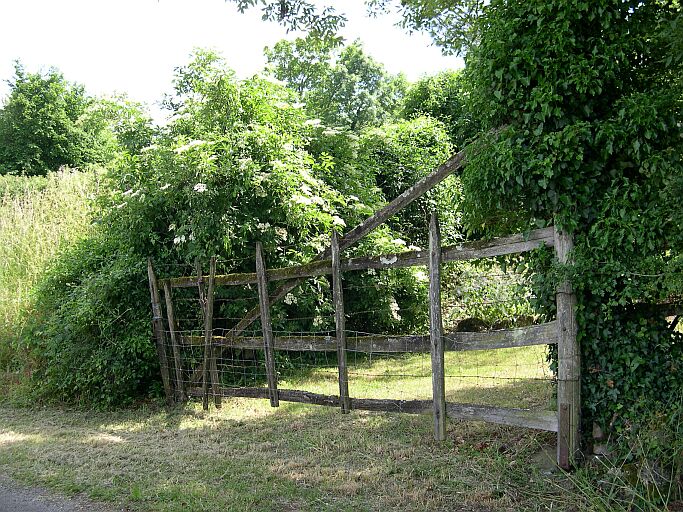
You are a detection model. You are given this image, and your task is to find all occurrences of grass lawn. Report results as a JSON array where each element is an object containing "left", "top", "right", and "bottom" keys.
[{"left": 0, "top": 345, "right": 581, "bottom": 512}]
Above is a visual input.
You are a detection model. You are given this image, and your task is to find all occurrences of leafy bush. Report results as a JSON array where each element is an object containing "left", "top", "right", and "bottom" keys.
[
  {"left": 25, "top": 50, "right": 445, "bottom": 404},
  {"left": 357, "top": 116, "right": 456, "bottom": 247},
  {"left": 402, "top": 70, "right": 479, "bottom": 149},
  {"left": 29, "top": 237, "right": 155, "bottom": 405}
]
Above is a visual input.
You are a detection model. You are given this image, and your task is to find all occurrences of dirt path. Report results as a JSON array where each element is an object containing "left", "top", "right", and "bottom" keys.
[{"left": 0, "top": 475, "right": 126, "bottom": 512}]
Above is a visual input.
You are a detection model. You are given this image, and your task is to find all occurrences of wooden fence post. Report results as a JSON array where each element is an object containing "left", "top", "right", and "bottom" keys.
[
  {"left": 147, "top": 258, "right": 174, "bottom": 405},
  {"left": 256, "top": 242, "right": 279, "bottom": 407},
  {"left": 331, "top": 230, "right": 351, "bottom": 414},
  {"left": 196, "top": 260, "right": 208, "bottom": 410},
  {"left": 163, "top": 280, "right": 186, "bottom": 402},
  {"left": 429, "top": 213, "right": 446, "bottom": 441},
  {"left": 196, "top": 259, "right": 219, "bottom": 409},
  {"left": 554, "top": 225, "right": 581, "bottom": 468},
  {"left": 207, "top": 257, "right": 221, "bottom": 409}
]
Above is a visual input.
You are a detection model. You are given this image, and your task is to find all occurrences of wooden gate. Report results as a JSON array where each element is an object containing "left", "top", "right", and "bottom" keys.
[{"left": 147, "top": 147, "right": 580, "bottom": 469}]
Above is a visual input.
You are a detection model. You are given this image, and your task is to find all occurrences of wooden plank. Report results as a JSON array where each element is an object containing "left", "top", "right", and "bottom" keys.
[
  {"left": 162, "top": 280, "right": 186, "bottom": 402},
  {"left": 441, "top": 228, "right": 554, "bottom": 263},
  {"left": 162, "top": 227, "right": 555, "bottom": 289},
  {"left": 554, "top": 225, "right": 580, "bottom": 467},
  {"left": 166, "top": 271, "right": 257, "bottom": 289},
  {"left": 211, "top": 345, "right": 222, "bottom": 408},
  {"left": 429, "top": 213, "right": 446, "bottom": 441},
  {"left": 256, "top": 242, "right": 279, "bottom": 407},
  {"left": 147, "top": 258, "right": 174, "bottom": 405},
  {"left": 344, "top": 227, "right": 554, "bottom": 272},
  {"left": 445, "top": 322, "right": 558, "bottom": 351},
  {"left": 184, "top": 386, "right": 557, "bottom": 431},
  {"left": 186, "top": 386, "right": 338, "bottom": 407},
  {"left": 332, "top": 230, "right": 351, "bottom": 413},
  {"left": 446, "top": 403, "right": 558, "bottom": 432},
  {"left": 558, "top": 403, "right": 570, "bottom": 469},
  {"left": 179, "top": 321, "right": 559, "bottom": 352}
]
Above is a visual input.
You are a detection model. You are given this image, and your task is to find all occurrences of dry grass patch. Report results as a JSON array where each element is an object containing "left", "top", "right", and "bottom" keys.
[
  {"left": 0, "top": 343, "right": 570, "bottom": 510},
  {"left": 0, "top": 399, "right": 576, "bottom": 512}
]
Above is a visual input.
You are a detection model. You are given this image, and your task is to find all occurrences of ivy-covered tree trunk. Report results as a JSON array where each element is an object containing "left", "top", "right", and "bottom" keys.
[{"left": 457, "top": 0, "right": 683, "bottom": 448}]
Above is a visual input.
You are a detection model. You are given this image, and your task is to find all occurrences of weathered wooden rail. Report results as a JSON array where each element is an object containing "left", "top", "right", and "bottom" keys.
[
  {"left": 177, "top": 322, "right": 556, "bottom": 352},
  {"left": 163, "top": 227, "right": 554, "bottom": 289},
  {"left": 183, "top": 387, "right": 559, "bottom": 432}
]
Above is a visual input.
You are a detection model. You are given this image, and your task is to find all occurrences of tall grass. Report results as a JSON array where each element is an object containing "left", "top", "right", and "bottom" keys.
[{"left": 0, "top": 170, "right": 96, "bottom": 370}]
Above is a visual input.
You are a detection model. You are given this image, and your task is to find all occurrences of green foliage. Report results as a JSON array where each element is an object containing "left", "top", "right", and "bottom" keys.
[
  {"left": 357, "top": 116, "right": 455, "bottom": 247},
  {"left": 80, "top": 95, "right": 156, "bottom": 158},
  {"left": 264, "top": 35, "right": 339, "bottom": 95},
  {"left": 0, "top": 170, "right": 95, "bottom": 371},
  {"left": 455, "top": 0, "right": 683, "bottom": 448},
  {"left": 25, "top": 50, "right": 431, "bottom": 404},
  {"left": 402, "top": 70, "right": 479, "bottom": 149},
  {"left": 0, "top": 62, "right": 94, "bottom": 175},
  {"left": 230, "top": 0, "right": 346, "bottom": 40},
  {"left": 566, "top": 394, "right": 682, "bottom": 511},
  {"left": 0, "top": 173, "right": 48, "bottom": 198},
  {"left": 367, "top": 0, "right": 484, "bottom": 55},
  {"left": 442, "top": 258, "right": 537, "bottom": 330},
  {"left": 0, "top": 62, "right": 154, "bottom": 176},
  {"left": 30, "top": 237, "right": 155, "bottom": 405},
  {"left": 265, "top": 36, "right": 407, "bottom": 131}
]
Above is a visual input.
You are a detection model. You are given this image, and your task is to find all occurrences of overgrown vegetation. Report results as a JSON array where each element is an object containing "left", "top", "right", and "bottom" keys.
[
  {"left": 453, "top": 1, "right": 683, "bottom": 468},
  {"left": 12, "top": 49, "right": 477, "bottom": 405},
  {"left": 0, "top": 170, "right": 95, "bottom": 371},
  {"left": 1, "top": 1, "right": 681, "bottom": 508}
]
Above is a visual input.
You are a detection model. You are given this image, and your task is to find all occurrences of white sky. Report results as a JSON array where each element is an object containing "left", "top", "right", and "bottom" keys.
[{"left": 0, "top": 0, "right": 463, "bottom": 118}]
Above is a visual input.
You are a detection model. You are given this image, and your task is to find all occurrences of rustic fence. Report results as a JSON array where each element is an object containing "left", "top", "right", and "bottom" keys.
[
  {"left": 148, "top": 218, "right": 579, "bottom": 469},
  {"left": 147, "top": 146, "right": 580, "bottom": 468}
]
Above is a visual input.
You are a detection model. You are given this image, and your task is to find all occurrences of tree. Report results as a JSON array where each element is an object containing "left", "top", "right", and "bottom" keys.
[
  {"left": 0, "top": 62, "right": 96, "bottom": 175},
  {"left": 264, "top": 36, "right": 338, "bottom": 95},
  {"left": 401, "top": 70, "right": 478, "bottom": 149},
  {"left": 265, "top": 36, "right": 407, "bottom": 131},
  {"left": 0, "top": 62, "right": 152, "bottom": 175},
  {"left": 81, "top": 95, "right": 155, "bottom": 157},
  {"left": 450, "top": 0, "right": 683, "bottom": 454}
]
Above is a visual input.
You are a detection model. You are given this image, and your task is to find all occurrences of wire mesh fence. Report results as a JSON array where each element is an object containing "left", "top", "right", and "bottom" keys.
[{"left": 151, "top": 231, "right": 555, "bottom": 415}]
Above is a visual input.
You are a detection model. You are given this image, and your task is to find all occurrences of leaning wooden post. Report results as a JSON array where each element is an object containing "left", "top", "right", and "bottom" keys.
[
  {"left": 163, "top": 281, "right": 186, "bottom": 402},
  {"left": 554, "top": 224, "right": 581, "bottom": 469},
  {"left": 196, "top": 259, "right": 209, "bottom": 410},
  {"left": 197, "top": 259, "right": 218, "bottom": 409},
  {"left": 331, "top": 230, "right": 351, "bottom": 414},
  {"left": 147, "top": 258, "right": 174, "bottom": 405},
  {"left": 429, "top": 213, "right": 446, "bottom": 441},
  {"left": 207, "top": 257, "right": 221, "bottom": 409},
  {"left": 256, "top": 242, "right": 279, "bottom": 407}
]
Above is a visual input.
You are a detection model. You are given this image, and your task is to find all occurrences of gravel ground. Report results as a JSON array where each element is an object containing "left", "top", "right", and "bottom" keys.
[{"left": 0, "top": 475, "right": 126, "bottom": 512}]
